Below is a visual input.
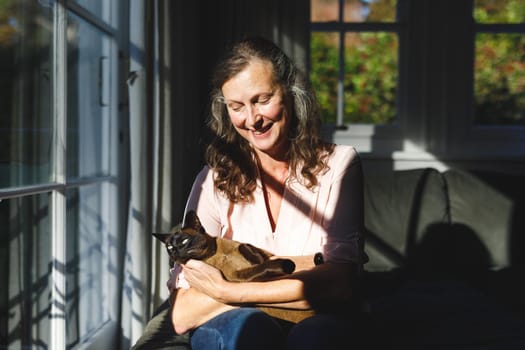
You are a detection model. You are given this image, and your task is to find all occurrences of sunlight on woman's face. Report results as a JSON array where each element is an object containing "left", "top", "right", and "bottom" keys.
[{"left": 221, "top": 60, "right": 290, "bottom": 158}]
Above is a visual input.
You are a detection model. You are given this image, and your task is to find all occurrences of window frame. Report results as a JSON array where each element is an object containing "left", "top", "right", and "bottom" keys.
[
  {"left": 57, "top": 1, "right": 126, "bottom": 348},
  {"left": 311, "top": 0, "right": 408, "bottom": 157},
  {"left": 458, "top": 19, "right": 525, "bottom": 157},
  {"left": 0, "top": 0, "right": 127, "bottom": 348},
  {"left": 310, "top": 0, "right": 525, "bottom": 162}
]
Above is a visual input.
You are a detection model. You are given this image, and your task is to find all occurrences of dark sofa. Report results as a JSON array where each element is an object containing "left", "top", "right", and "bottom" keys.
[
  {"left": 133, "top": 167, "right": 525, "bottom": 349},
  {"left": 362, "top": 167, "right": 525, "bottom": 349}
]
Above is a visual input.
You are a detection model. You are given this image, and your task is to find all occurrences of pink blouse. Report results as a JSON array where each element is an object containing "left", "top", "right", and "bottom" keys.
[{"left": 183, "top": 144, "right": 366, "bottom": 265}]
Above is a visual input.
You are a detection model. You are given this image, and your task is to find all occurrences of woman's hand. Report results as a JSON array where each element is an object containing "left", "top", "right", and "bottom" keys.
[
  {"left": 166, "top": 265, "right": 181, "bottom": 294},
  {"left": 168, "top": 260, "right": 238, "bottom": 333},
  {"left": 181, "top": 259, "right": 230, "bottom": 301}
]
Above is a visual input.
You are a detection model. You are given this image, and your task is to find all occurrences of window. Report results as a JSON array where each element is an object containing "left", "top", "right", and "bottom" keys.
[
  {"left": 0, "top": 1, "right": 126, "bottom": 348},
  {"left": 473, "top": 0, "right": 525, "bottom": 126},
  {"left": 310, "top": 0, "right": 525, "bottom": 162},
  {"left": 310, "top": 0, "right": 401, "bottom": 127},
  {"left": 310, "top": 0, "right": 406, "bottom": 155}
]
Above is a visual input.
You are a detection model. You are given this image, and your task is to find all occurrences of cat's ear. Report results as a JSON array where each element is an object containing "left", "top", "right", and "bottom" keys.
[
  {"left": 152, "top": 232, "right": 171, "bottom": 243},
  {"left": 183, "top": 210, "right": 204, "bottom": 233}
]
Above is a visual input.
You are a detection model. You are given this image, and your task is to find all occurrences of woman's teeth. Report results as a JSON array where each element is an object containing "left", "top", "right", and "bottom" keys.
[{"left": 254, "top": 124, "right": 271, "bottom": 134}]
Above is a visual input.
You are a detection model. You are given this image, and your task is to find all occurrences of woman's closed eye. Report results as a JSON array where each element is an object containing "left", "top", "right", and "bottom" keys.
[
  {"left": 254, "top": 94, "right": 273, "bottom": 105},
  {"left": 228, "top": 102, "right": 244, "bottom": 112},
  {"left": 226, "top": 92, "right": 277, "bottom": 114}
]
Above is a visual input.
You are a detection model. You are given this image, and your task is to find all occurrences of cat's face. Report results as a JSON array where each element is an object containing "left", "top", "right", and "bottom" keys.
[{"left": 153, "top": 210, "right": 216, "bottom": 264}]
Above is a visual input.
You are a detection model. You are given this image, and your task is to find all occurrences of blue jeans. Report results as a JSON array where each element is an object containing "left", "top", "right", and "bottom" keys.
[{"left": 189, "top": 308, "right": 360, "bottom": 350}]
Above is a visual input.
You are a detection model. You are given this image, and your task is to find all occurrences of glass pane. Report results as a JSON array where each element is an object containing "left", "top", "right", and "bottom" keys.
[
  {"left": 344, "top": 32, "right": 398, "bottom": 124},
  {"left": 474, "top": 33, "right": 525, "bottom": 125},
  {"left": 71, "top": 1, "right": 113, "bottom": 25},
  {"left": 0, "top": 193, "right": 52, "bottom": 348},
  {"left": 67, "top": 12, "right": 115, "bottom": 179},
  {"left": 66, "top": 182, "right": 118, "bottom": 346},
  {"left": 0, "top": 0, "right": 53, "bottom": 188},
  {"left": 344, "top": 0, "right": 397, "bottom": 22},
  {"left": 311, "top": 0, "right": 339, "bottom": 22},
  {"left": 310, "top": 32, "right": 340, "bottom": 124},
  {"left": 474, "top": 0, "right": 525, "bottom": 24}
]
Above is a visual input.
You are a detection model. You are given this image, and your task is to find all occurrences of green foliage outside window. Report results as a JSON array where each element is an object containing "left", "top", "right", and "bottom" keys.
[
  {"left": 310, "top": 0, "right": 524, "bottom": 126},
  {"left": 343, "top": 32, "right": 398, "bottom": 124},
  {"left": 475, "top": 33, "right": 525, "bottom": 125},
  {"left": 474, "top": 0, "right": 525, "bottom": 125},
  {"left": 310, "top": 32, "right": 398, "bottom": 125},
  {"left": 310, "top": 33, "right": 339, "bottom": 124}
]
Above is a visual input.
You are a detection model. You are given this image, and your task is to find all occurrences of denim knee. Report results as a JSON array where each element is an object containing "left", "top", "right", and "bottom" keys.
[
  {"left": 190, "top": 308, "right": 286, "bottom": 350},
  {"left": 286, "top": 314, "right": 357, "bottom": 350}
]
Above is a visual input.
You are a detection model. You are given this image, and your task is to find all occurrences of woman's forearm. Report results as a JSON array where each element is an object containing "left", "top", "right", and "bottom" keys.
[
  {"left": 171, "top": 260, "right": 356, "bottom": 334},
  {"left": 171, "top": 288, "right": 237, "bottom": 334},
  {"left": 214, "top": 262, "right": 355, "bottom": 307}
]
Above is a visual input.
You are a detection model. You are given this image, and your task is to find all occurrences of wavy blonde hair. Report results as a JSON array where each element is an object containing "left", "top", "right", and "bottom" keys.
[{"left": 206, "top": 37, "right": 334, "bottom": 203}]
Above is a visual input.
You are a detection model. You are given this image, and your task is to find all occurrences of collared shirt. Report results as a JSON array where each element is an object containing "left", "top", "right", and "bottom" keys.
[{"left": 183, "top": 144, "right": 366, "bottom": 266}]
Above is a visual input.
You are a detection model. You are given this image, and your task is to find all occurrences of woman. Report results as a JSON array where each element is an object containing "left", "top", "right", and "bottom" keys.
[{"left": 167, "top": 36, "right": 367, "bottom": 350}]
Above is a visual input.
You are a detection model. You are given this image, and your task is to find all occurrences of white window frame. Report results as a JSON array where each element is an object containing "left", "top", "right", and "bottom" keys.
[
  {"left": 57, "top": 1, "right": 126, "bottom": 348},
  {"left": 311, "top": 0, "right": 525, "bottom": 168},
  {"left": 451, "top": 13, "right": 525, "bottom": 158},
  {"left": 0, "top": 1, "right": 127, "bottom": 349},
  {"left": 312, "top": 0, "right": 408, "bottom": 157}
]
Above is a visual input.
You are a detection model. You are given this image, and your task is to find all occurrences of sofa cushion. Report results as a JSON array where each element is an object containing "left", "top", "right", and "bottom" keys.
[{"left": 363, "top": 168, "right": 449, "bottom": 271}]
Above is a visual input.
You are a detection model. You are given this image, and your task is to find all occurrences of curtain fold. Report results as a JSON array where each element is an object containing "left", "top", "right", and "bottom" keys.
[
  {"left": 121, "top": 0, "right": 177, "bottom": 346},
  {"left": 150, "top": 0, "right": 174, "bottom": 314},
  {"left": 120, "top": 0, "right": 154, "bottom": 347},
  {"left": 120, "top": 0, "right": 310, "bottom": 346}
]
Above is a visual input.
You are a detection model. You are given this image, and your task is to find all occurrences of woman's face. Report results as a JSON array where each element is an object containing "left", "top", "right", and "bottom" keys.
[{"left": 221, "top": 60, "right": 290, "bottom": 159}]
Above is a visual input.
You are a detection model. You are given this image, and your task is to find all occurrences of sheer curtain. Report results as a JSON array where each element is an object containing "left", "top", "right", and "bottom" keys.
[
  {"left": 120, "top": 0, "right": 309, "bottom": 347},
  {"left": 121, "top": 1, "right": 183, "bottom": 346}
]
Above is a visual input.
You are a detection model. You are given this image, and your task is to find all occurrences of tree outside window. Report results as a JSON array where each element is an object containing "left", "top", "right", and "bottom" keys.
[{"left": 474, "top": 0, "right": 525, "bottom": 126}]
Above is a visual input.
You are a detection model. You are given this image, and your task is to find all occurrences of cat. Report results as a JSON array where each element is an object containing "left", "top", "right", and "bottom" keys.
[{"left": 153, "top": 210, "right": 315, "bottom": 323}]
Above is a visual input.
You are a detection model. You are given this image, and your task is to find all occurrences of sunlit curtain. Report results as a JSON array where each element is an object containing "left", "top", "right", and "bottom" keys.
[
  {"left": 120, "top": 0, "right": 309, "bottom": 346},
  {"left": 120, "top": 0, "right": 173, "bottom": 347}
]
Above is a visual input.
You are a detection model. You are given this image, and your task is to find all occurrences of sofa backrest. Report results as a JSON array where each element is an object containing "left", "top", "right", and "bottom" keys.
[
  {"left": 363, "top": 168, "right": 449, "bottom": 271},
  {"left": 363, "top": 167, "right": 525, "bottom": 273},
  {"left": 443, "top": 169, "right": 525, "bottom": 270}
]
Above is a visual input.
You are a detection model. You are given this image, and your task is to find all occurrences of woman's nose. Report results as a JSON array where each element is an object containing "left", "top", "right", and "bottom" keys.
[{"left": 245, "top": 104, "right": 262, "bottom": 126}]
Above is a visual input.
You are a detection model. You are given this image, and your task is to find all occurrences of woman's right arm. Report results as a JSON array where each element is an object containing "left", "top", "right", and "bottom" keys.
[
  {"left": 171, "top": 166, "right": 234, "bottom": 334},
  {"left": 170, "top": 287, "right": 237, "bottom": 335}
]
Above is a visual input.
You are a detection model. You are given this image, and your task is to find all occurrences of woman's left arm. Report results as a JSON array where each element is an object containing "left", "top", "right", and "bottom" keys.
[{"left": 181, "top": 258, "right": 355, "bottom": 310}]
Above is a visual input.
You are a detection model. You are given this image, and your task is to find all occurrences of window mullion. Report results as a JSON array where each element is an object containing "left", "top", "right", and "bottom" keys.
[
  {"left": 50, "top": 1, "right": 67, "bottom": 349},
  {"left": 337, "top": 0, "right": 344, "bottom": 127},
  {"left": 337, "top": 31, "right": 345, "bottom": 127}
]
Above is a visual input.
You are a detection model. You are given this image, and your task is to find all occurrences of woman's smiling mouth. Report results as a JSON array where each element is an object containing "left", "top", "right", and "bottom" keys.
[{"left": 253, "top": 123, "right": 273, "bottom": 135}]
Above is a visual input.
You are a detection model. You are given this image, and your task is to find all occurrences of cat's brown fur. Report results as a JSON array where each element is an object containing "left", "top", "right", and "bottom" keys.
[{"left": 153, "top": 210, "right": 314, "bottom": 323}]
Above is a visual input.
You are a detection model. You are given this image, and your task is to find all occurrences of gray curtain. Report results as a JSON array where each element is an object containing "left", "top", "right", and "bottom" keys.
[
  {"left": 120, "top": 0, "right": 157, "bottom": 347},
  {"left": 120, "top": 0, "right": 309, "bottom": 346}
]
